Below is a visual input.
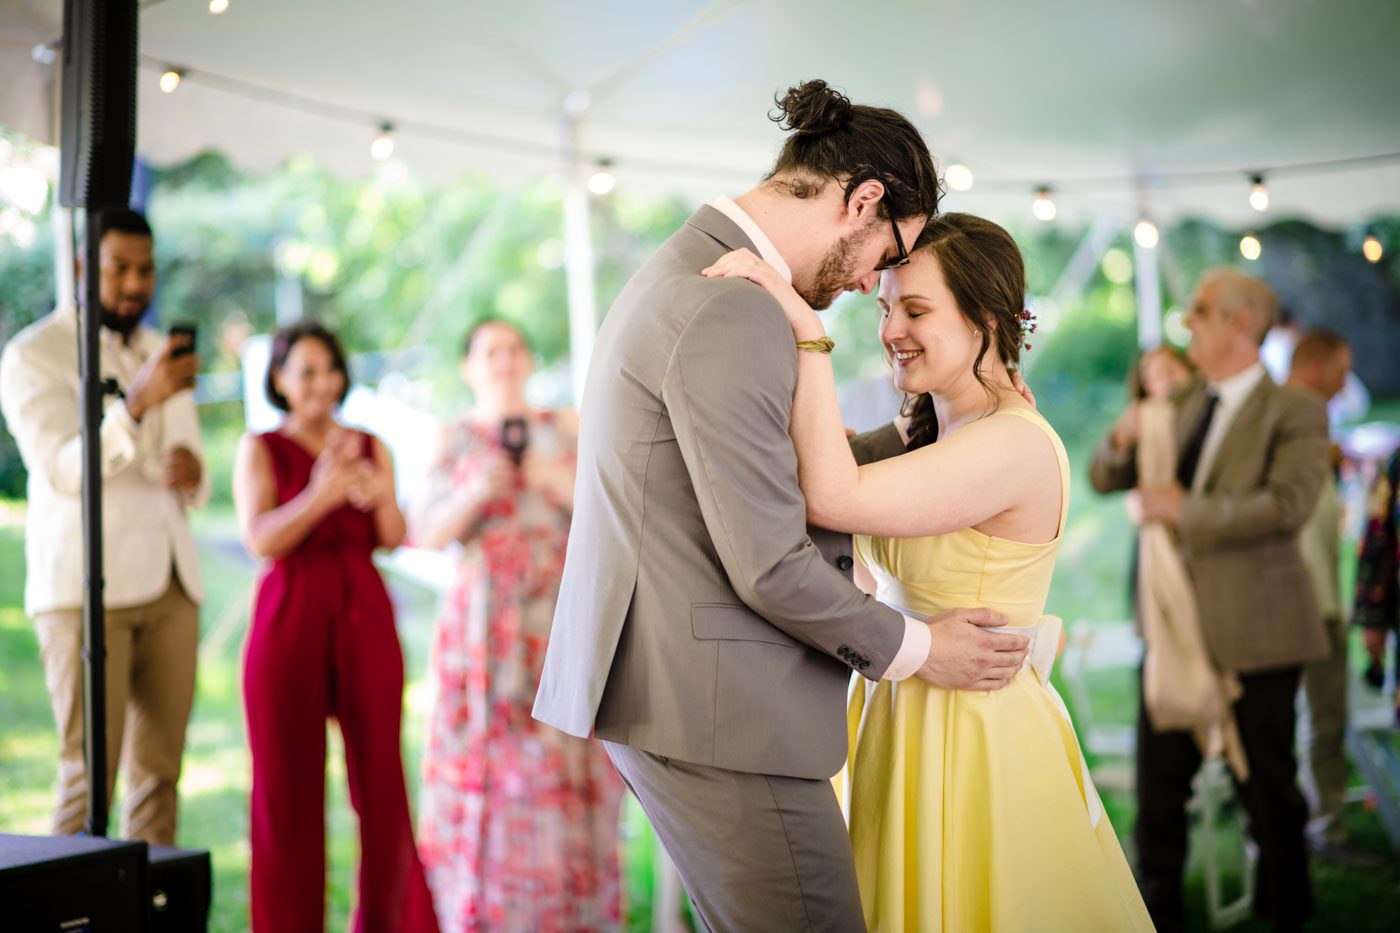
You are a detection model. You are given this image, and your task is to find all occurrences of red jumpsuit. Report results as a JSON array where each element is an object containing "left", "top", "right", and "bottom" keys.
[{"left": 244, "top": 430, "right": 438, "bottom": 932}]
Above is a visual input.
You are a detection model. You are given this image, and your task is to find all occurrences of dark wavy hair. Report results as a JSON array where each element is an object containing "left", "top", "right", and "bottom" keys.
[
  {"left": 264, "top": 321, "right": 351, "bottom": 412},
  {"left": 764, "top": 80, "right": 942, "bottom": 223},
  {"left": 901, "top": 213, "right": 1028, "bottom": 451}
]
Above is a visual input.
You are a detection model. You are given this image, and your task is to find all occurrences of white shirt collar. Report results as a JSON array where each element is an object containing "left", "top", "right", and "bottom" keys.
[
  {"left": 1190, "top": 359, "right": 1268, "bottom": 493},
  {"left": 708, "top": 196, "right": 793, "bottom": 285},
  {"left": 1208, "top": 360, "right": 1267, "bottom": 411}
]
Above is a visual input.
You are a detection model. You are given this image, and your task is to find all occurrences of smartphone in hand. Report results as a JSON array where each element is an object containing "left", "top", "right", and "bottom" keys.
[
  {"left": 170, "top": 323, "right": 197, "bottom": 358},
  {"left": 501, "top": 417, "right": 528, "bottom": 466}
]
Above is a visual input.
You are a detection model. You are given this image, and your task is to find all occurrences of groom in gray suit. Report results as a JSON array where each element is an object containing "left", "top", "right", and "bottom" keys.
[{"left": 534, "top": 81, "right": 1029, "bottom": 931}]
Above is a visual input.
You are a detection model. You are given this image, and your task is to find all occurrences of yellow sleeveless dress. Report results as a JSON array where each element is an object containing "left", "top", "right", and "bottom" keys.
[{"left": 845, "top": 408, "right": 1154, "bottom": 932}]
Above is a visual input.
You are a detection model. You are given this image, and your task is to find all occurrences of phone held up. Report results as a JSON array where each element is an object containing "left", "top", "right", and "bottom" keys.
[
  {"left": 170, "top": 322, "right": 197, "bottom": 359},
  {"left": 501, "top": 417, "right": 529, "bottom": 466}
]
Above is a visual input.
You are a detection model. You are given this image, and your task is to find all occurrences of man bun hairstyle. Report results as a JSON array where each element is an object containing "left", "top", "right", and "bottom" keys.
[
  {"left": 766, "top": 80, "right": 942, "bottom": 222},
  {"left": 772, "top": 80, "right": 855, "bottom": 135}
]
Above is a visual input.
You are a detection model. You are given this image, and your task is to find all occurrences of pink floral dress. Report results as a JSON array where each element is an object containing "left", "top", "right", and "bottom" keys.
[{"left": 415, "top": 411, "right": 623, "bottom": 933}]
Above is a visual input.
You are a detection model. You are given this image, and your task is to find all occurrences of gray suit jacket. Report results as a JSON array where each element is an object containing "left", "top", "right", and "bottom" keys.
[
  {"left": 1090, "top": 376, "right": 1330, "bottom": 672},
  {"left": 533, "top": 206, "right": 906, "bottom": 780}
]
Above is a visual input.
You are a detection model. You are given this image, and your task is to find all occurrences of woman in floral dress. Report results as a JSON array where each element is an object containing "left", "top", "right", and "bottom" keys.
[{"left": 412, "top": 319, "right": 623, "bottom": 932}]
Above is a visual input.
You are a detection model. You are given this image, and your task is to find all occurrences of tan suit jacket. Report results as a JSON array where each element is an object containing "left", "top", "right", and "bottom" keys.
[
  {"left": 533, "top": 206, "right": 906, "bottom": 780},
  {"left": 1090, "top": 376, "right": 1330, "bottom": 673}
]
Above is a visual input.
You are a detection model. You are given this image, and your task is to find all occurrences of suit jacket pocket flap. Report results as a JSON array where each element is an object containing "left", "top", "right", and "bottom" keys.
[{"left": 691, "top": 603, "right": 799, "bottom": 648}]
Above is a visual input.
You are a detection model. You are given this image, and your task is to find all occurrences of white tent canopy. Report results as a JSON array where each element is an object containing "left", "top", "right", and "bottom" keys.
[{"left": 3, "top": 0, "right": 1399, "bottom": 227}]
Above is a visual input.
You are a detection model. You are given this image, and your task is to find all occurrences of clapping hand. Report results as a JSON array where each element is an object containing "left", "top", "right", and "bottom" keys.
[
  {"left": 308, "top": 429, "right": 362, "bottom": 510},
  {"left": 346, "top": 458, "right": 393, "bottom": 512},
  {"left": 702, "top": 248, "right": 827, "bottom": 342}
]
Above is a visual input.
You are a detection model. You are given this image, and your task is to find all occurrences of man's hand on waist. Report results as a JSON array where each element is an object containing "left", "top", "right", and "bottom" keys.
[{"left": 914, "top": 607, "right": 1027, "bottom": 691}]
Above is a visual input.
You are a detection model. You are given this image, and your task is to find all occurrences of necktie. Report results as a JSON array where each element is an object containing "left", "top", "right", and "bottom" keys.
[{"left": 1175, "top": 391, "right": 1220, "bottom": 488}]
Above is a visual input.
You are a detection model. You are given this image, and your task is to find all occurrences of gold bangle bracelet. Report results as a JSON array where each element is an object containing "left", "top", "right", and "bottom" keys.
[{"left": 796, "top": 336, "right": 835, "bottom": 354}]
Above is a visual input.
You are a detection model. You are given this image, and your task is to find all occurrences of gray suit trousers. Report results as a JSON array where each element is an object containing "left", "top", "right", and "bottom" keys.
[{"left": 606, "top": 742, "right": 864, "bottom": 933}]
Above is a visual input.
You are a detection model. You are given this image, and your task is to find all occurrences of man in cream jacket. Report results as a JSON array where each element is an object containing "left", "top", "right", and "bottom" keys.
[{"left": 0, "top": 209, "right": 206, "bottom": 844}]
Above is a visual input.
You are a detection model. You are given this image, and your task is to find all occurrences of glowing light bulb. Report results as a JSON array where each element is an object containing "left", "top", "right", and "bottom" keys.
[
  {"left": 588, "top": 160, "right": 616, "bottom": 196},
  {"left": 1031, "top": 187, "right": 1056, "bottom": 222},
  {"left": 1240, "top": 234, "right": 1262, "bottom": 261},
  {"left": 1363, "top": 235, "right": 1383, "bottom": 263},
  {"left": 159, "top": 70, "right": 182, "bottom": 93},
  {"left": 1248, "top": 174, "right": 1269, "bottom": 212},
  {"left": 370, "top": 125, "right": 395, "bottom": 161},
  {"left": 1134, "top": 219, "right": 1160, "bottom": 249},
  {"left": 209, "top": 0, "right": 230, "bottom": 14},
  {"left": 945, "top": 164, "right": 974, "bottom": 192}
]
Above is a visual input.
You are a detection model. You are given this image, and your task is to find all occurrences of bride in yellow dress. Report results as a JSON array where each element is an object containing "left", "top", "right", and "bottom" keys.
[{"left": 704, "top": 212, "right": 1153, "bottom": 932}]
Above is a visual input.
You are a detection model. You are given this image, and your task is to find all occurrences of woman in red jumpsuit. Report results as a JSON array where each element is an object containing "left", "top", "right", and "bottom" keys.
[{"left": 233, "top": 322, "right": 438, "bottom": 932}]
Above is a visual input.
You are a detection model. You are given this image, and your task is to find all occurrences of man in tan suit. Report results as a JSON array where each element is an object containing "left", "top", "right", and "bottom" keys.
[
  {"left": 534, "top": 81, "right": 1028, "bottom": 931},
  {"left": 0, "top": 209, "right": 206, "bottom": 844},
  {"left": 1091, "top": 269, "right": 1330, "bottom": 933}
]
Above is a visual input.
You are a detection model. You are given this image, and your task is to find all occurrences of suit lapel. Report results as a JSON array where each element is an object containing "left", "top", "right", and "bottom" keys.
[
  {"left": 1174, "top": 384, "right": 1209, "bottom": 459},
  {"left": 1201, "top": 377, "right": 1273, "bottom": 491}
]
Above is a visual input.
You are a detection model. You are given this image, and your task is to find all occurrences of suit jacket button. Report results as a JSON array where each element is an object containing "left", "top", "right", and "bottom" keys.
[
  {"left": 838, "top": 645, "right": 850, "bottom": 658},
  {"left": 860, "top": 660, "right": 871, "bottom": 670},
  {"left": 837, "top": 555, "right": 854, "bottom": 572}
]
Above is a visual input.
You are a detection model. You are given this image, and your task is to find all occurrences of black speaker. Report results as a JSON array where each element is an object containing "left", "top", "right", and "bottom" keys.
[
  {"left": 0, "top": 832, "right": 149, "bottom": 931},
  {"left": 57, "top": 0, "right": 139, "bottom": 209},
  {"left": 148, "top": 844, "right": 211, "bottom": 932}
]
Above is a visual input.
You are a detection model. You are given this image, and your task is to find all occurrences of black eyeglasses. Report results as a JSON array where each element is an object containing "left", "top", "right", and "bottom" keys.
[{"left": 874, "top": 198, "right": 909, "bottom": 272}]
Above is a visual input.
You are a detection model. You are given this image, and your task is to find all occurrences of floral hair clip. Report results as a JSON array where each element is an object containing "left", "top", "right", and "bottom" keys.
[{"left": 1017, "top": 308, "right": 1039, "bottom": 352}]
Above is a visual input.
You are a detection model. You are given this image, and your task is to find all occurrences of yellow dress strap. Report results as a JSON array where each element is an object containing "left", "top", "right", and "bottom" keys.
[{"left": 989, "top": 407, "right": 1072, "bottom": 533}]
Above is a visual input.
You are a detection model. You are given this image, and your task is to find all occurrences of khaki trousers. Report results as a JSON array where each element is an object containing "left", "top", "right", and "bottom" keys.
[
  {"left": 1299, "top": 615, "right": 1349, "bottom": 845},
  {"left": 34, "top": 574, "right": 198, "bottom": 844}
]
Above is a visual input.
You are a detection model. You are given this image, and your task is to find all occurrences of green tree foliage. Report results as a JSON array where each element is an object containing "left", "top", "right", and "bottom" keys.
[{"left": 2, "top": 144, "right": 1397, "bottom": 500}]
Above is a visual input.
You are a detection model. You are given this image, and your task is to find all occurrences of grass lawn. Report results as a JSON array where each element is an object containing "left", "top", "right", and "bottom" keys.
[
  {"left": 0, "top": 507, "right": 671, "bottom": 932},
  {"left": 2, "top": 449, "right": 1399, "bottom": 930}
]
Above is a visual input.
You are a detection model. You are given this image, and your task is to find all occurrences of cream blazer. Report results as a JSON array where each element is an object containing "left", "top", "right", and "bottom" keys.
[{"left": 0, "top": 308, "right": 207, "bottom": 615}]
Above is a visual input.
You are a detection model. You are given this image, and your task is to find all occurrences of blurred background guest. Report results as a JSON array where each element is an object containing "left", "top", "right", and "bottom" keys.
[
  {"left": 1263, "top": 307, "right": 1371, "bottom": 426},
  {"left": 1356, "top": 447, "right": 1400, "bottom": 724},
  {"left": 1109, "top": 345, "right": 1197, "bottom": 606},
  {"left": 1091, "top": 269, "right": 1330, "bottom": 933},
  {"left": 411, "top": 319, "right": 622, "bottom": 932},
  {"left": 0, "top": 208, "right": 206, "bottom": 845},
  {"left": 1131, "top": 344, "right": 1197, "bottom": 405},
  {"left": 1287, "top": 329, "right": 1369, "bottom": 862},
  {"left": 233, "top": 322, "right": 437, "bottom": 933}
]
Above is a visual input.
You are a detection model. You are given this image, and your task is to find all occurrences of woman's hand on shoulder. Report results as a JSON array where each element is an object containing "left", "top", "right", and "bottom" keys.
[{"left": 702, "top": 248, "right": 825, "bottom": 342}]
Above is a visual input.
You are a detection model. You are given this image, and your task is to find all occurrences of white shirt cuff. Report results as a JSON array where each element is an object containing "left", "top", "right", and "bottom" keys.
[
  {"left": 881, "top": 615, "right": 931, "bottom": 681},
  {"left": 101, "top": 401, "right": 141, "bottom": 473}
]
